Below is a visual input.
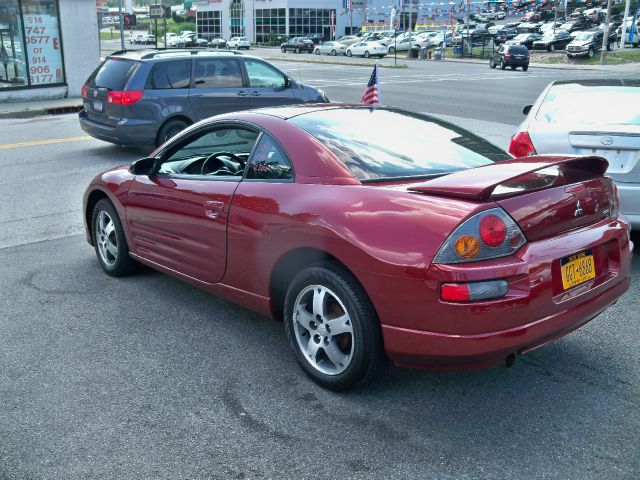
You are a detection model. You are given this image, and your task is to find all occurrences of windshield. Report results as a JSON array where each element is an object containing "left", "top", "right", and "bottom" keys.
[
  {"left": 537, "top": 85, "right": 640, "bottom": 126},
  {"left": 574, "top": 33, "right": 594, "bottom": 40},
  {"left": 289, "top": 108, "right": 507, "bottom": 181}
]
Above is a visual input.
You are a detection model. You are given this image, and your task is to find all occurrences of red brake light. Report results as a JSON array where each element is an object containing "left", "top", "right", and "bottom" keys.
[
  {"left": 106, "top": 90, "right": 143, "bottom": 105},
  {"left": 479, "top": 214, "right": 507, "bottom": 247},
  {"left": 505, "top": 53, "right": 511, "bottom": 58},
  {"left": 441, "top": 283, "right": 470, "bottom": 302},
  {"left": 81, "top": 84, "right": 88, "bottom": 98},
  {"left": 508, "top": 131, "right": 537, "bottom": 158}
]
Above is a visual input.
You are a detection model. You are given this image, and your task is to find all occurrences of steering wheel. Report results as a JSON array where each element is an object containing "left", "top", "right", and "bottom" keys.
[{"left": 201, "top": 152, "right": 245, "bottom": 176}]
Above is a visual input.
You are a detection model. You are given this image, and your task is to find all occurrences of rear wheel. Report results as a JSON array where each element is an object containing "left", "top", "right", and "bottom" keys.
[
  {"left": 523, "top": 65, "right": 529, "bottom": 71},
  {"left": 91, "top": 199, "right": 137, "bottom": 277},
  {"left": 548, "top": 44, "right": 555, "bottom": 52},
  {"left": 500, "top": 60, "right": 506, "bottom": 70},
  {"left": 295, "top": 46, "right": 300, "bottom": 53},
  {"left": 315, "top": 48, "right": 320, "bottom": 55},
  {"left": 331, "top": 49, "right": 337, "bottom": 56},
  {"left": 157, "top": 119, "right": 188, "bottom": 146},
  {"left": 489, "top": 58, "right": 496, "bottom": 68},
  {"left": 388, "top": 46, "right": 395, "bottom": 54},
  {"left": 281, "top": 46, "right": 286, "bottom": 53},
  {"left": 588, "top": 47, "right": 594, "bottom": 58},
  {"left": 607, "top": 41, "right": 614, "bottom": 51},
  {"left": 346, "top": 49, "right": 352, "bottom": 57},
  {"left": 284, "top": 263, "right": 384, "bottom": 391},
  {"left": 364, "top": 50, "right": 370, "bottom": 58}
]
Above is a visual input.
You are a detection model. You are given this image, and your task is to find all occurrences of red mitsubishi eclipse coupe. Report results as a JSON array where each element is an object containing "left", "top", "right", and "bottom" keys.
[{"left": 83, "top": 105, "right": 633, "bottom": 390}]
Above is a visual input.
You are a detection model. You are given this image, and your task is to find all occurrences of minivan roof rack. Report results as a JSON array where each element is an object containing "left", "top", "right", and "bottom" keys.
[{"left": 108, "top": 48, "right": 245, "bottom": 60}]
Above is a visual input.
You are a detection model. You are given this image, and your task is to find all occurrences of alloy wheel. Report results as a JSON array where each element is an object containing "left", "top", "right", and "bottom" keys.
[
  {"left": 96, "top": 211, "right": 118, "bottom": 267},
  {"left": 292, "top": 285, "right": 354, "bottom": 376}
]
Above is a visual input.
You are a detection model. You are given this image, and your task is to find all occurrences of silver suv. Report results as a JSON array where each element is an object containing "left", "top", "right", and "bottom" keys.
[{"left": 79, "top": 49, "right": 329, "bottom": 146}]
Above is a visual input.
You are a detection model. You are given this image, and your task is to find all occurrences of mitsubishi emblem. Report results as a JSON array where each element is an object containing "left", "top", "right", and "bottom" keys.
[{"left": 574, "top": 200, "right": 583, "bottom": 217}]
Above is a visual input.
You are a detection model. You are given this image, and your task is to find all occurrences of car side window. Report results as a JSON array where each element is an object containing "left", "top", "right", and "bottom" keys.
[
  {"left": 146, "top": 60, "right": 191, "bottom": 90},
  {"left": 244, "top": 60, "right": 287, "bottom": 88},
  {"left": 158, "top": 127, "right": 259, "bottom": 177},
  {"left": 194, "top": 58, "right": 243, "bottom": 88},
  {"left": 245, "top": 134, "right": 293, "bottom": 181}
]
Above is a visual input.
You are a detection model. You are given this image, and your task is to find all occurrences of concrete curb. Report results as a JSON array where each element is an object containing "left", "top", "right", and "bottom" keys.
[
  {"left": 264, "top": 56, "right": 408, "bottom": 68},
  {"left": 0, "top": 102, "right": 83, "bottom": 120}
]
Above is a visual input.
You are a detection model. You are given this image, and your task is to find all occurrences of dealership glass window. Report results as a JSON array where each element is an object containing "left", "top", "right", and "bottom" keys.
[
  {"left": 288, "top": 8, "right": 335, "bottom": 40},
  {"left": 255, "top": 8, "right": 285, "bottom": 44},
  {"left": 0, "top": 0, "right": 65, "bottom": 90},
  {"left": 229, "top": 0, "right": 245, "bottom": 38},
  {"left": 196, "top": 10, "right": 221, "bottom": 40}
]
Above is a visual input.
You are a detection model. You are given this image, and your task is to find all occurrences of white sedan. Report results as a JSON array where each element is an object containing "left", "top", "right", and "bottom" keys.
[
  {"left": 314, "top": 41, "right": 347, "bottom": 56},
  {"left": 346, "top": 41, "right": 387, "bottom": 58}
]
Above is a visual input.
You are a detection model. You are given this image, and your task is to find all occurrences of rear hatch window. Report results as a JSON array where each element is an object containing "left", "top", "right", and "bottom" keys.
[
  {"left": 87, "top": 58, "right": 138, "bottom": 91},
  {"left": 509, "top": 46, "right": 528, "bottom": 54}
]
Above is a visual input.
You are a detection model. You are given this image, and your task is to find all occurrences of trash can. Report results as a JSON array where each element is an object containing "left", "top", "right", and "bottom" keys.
[
  {"left": 454, "top": 46, "right": 462, "bottom": 56},
  {"left": 434, "top": 47, "right": 443, "bottom": 61},
  {"left": 419, "top": 46, "right": 428, "bottom": 60},
  {"left": 410, "top": 46, "right": 419, "bottom": 58}
]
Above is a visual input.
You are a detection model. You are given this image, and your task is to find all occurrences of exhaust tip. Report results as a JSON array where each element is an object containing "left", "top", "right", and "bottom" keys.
[{"left": 505, "top": 353, "right": 516, "bottom": 368}]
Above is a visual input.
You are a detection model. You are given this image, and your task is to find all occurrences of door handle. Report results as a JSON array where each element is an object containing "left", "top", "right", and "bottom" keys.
[
  {"left": 237, "top": 91, "right": 248, "bottom": 97},
  {"left": 204, "top": 200, "right": 225, "bottom": 219},
  {"left": 250, "top": 91, "right": 260, "bottom": 97}
]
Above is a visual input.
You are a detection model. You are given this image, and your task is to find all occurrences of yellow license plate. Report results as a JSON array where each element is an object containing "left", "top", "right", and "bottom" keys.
[{"left": 560, "top": 250, "right": 596, "bottom": 290}]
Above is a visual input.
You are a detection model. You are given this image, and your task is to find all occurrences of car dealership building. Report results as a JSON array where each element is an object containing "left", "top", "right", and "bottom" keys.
[
  {"left": 0, "top": 0, "right": 99, "bottom": 102},
  {"left": 194, "top": 0, "right": 366, "bottom": 43}
]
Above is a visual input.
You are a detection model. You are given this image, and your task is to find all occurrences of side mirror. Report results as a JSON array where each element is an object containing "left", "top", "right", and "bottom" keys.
[
  {"left": 522, "top": 104, "right": 532, "bottom": 115},
  {"left": 130, "top": 157, "right": 156, "bottom": 176}
]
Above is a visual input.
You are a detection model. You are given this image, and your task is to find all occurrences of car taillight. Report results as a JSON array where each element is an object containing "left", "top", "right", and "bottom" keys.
[
  {"left": 508, "top": 131, "right": 537, "bottom": 158},
  {"left": 81, "top": 84, "right": 88, "bottom": 98},
  {"left": 505, "top": 53, "right": 511, "bottom": 58},
  {"left": 441, "top": 280, "right": 508, "bottom": 302},
  {"left": 106, "top": 90, "right": 143, "bottom": 105},
  {"left": 433, "top": 208, "right": 526, "bottom": 264}
]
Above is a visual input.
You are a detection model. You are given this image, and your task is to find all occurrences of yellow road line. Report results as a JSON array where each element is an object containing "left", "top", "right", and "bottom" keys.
[{"left": 0, "top": 136, "right": 92, "bottom": 149}]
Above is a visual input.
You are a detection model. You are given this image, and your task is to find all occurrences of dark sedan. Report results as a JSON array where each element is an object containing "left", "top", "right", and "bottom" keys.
[
  {"left": 493, "top": 27, "right": 518, "bottom": 44},
  {"left": 281, "top": 37, "right": 315, "bottom": 53},
  {"left": 531, "top": 30, "right": 572, "bottom": 51}
]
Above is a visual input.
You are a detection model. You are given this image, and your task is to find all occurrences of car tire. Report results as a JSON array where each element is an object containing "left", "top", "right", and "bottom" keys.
[
  {"left": 588, "top": 47, "right": 594, "bottom": 58},
  {"left": 315, "top": 48, "right": 320, "bottom": 55},
  {"left": 295, "top": 46, "right": 300, "bottom": 53},
  {"left": 523, "top": 65, "right": 529, "bottom": 71},
  {"left": 281, "top": 46, "right": 286, "bottom": 53},
  {"left": 157, "top": 119, "right": 188, "bottom": 146},
  {"left": 500, "top": 60, "right": 506, "bottom": 70},
  {"left": 388, "top": 46, "right": 395, "bottom": 54},
  {"left": 347, "top": 50, "right": 352, "bottom": 57},
  {"left": 607, "top": 41, "right": 613, "bottom": 51},
  {"left": 489, "top": 59, "right": 496, "bottom": 68},
  {"left": 549, "top": 44, "right": 555, "bottom": 52},
  {"left": 364, "top": 50, "right": 370, "bottom": 58},
  {"left": 283, "top": 262, "right": 384, "bottom": 391},
  {"left": 91, "top": 198, "right": 137, "bottom": 277},
  {"left": 331, "top": 49, "right": 337, "bottom": 56}
]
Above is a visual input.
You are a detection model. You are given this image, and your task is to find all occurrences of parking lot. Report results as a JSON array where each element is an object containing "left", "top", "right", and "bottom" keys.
[{"left": 1, "top": 60, "right": 639, "bottom": 479}]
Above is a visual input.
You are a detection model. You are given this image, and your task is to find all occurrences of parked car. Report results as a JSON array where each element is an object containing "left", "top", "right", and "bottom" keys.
[
  {"left": 83, "top": 104, "right": 632, "bottom": 390},
  {"left": 314, "top": 41, "right": 347, "bottom": 56},
  {"left": 129, "top": 32, "right": 146, "bottom": 44},
  {"left": 561, "top": 18, "right": 593, "bottom": 33},
  {"left": 493, "top": 27, "right": 518, "bottom": 44},
  {"left": 281, "top": 37, "right": 315, "bottom": 53},
  {"left": 208, "top": 37, "right": 227, "bottom": 49},
  {"left": 522, "top": 12, "right": 542, "bottom": 22},
  {"left": 531, "top": 30, "right": 572, "bottom": 51},
  {"left": 566, "top": 29, "right": 615, "bottom": 58},
  {"left": 346, "top": 41, "right": 387, "bottom": 58},
  {"left": 79, "top": 50, "right": 329, "bottom": 147},
  {"left": 517, "top": 22, "right": 543, "bottom": 34},
  {"left": 616, "top": 23, "right": 640, "bottom": 47},
  {"left": 336, "top": 35, "right": 363, "bottom": 46},
  {"left": 496, "top": 11, "right": 506, "bottom": 20},
  {"left": 512, "top": 78, "right": 640, "bottom": 228},
  {"left": 489, "top": 44, "right": 529, "bottom": 71},
  {"left": 506, "top": 33, "right": 542, "bottom": 49},
  {"left": 228, "top": 37, "right": 250, "bottom": 50}
]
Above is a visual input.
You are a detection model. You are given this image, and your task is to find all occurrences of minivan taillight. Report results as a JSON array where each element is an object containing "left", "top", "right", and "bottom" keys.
[
  {"left": 508, "top": 131, "right": 537, "bottom": 158},
  {"left": 106, "top": 90, "right": 143, "bottom": 105},
  {"left": 81, "top": 84, "right": 88, "bottom": 98}
]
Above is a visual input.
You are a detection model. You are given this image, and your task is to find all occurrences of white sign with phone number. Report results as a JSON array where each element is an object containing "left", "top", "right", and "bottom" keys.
[{"left": 25, "top": 14, "right": 65, "bottom": 86}]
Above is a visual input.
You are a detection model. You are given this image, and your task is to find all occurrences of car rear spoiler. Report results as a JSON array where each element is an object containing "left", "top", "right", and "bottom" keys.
[{"left": 407, "top": 155, "right": 608, "bottom": 200}]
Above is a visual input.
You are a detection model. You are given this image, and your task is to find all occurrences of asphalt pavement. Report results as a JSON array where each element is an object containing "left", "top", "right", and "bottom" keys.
[{"left": 1, "top": 60, "right": 639, "bottom": 479}]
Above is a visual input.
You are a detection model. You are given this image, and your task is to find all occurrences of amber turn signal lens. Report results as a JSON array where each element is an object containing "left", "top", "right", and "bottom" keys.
[{"left": 454, "top": 235, "right": 481, "bottom": 258}]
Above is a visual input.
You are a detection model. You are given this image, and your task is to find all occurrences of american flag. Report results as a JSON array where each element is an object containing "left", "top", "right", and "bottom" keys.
[{"left": 360, "top": 64, "right": 380, "bottom": 107}]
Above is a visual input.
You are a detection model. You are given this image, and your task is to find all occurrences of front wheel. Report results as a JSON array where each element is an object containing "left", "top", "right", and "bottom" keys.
[
  {"left": 346, "top": 50, "right": 352, "bottom": 57},
  {"left": 607, "top": 41, "right": 613, "bottom": 51},
  {"left": 388, "top": 46, "right": 395, "bottom": 54},
  {"left": 364, "top": 50, "right": 370, "bottom": 58},
  {"left": 281, "top": 46, "right": 286, "bottom": 53},
  {"left": 331, "top": 49, "right": 337, "bottom": 56},
  {"left": 284, "top": 263, "right": 384, "bottom": 391},
  {"left": 500, "top": 60, "right": 506, "bottom": 70},
  {"left": 548, "top": 44, "right": 555, "bottom": 52},
  {"left": 295, "top": 46, "right": 300, "bottom": 53},
  {"left": 315, "top": 48, "right": 320, "bottom": 55},
  {"left": 91, "top": 199, "right": 137, "bottom": 277},
  {"left": 489, "top": 58, "right": 496, "bottom": 68},
  {"left": 588, "top": 47, "right": 594, "bottom": 58}
]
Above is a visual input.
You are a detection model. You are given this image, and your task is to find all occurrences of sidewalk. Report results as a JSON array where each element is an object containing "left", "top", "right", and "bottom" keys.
[{"left": 0, "top": 97, "right": 83, "bottom": 120}]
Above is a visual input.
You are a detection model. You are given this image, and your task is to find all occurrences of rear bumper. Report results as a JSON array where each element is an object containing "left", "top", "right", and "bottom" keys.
[
  {"left": 616, "top": 182, "right": 640, "bottom": 229},
  {"left": 79, "top": 110, "right": 156, "bottom": 146},
  {"left": 383, "top": 274, "right": 630, "bottom": 370}
]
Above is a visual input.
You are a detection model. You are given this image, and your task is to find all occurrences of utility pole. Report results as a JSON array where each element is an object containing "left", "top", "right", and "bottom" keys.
[
  {"left": 465, "top": 0, "right": 471, "bottom": 56},
  {"left": 619, "top": 0, "right": 632, "bottom": 50},
  {"left": 408, "top": 0, "right": 413, "bottom": 57},
  {"left": 118, "top": 0, "right": 125, "bottom": 50},
  {"left": 599, "top": 0, "right": 613, "bottom": 65},
  {"left": 553, "top": 0, "right": 558, "bottom": 35}
]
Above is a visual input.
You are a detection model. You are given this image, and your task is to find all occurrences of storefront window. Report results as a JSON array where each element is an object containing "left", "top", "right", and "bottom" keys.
[
  {"left": 0, "top": 0, "right": 64, "bottom": 90},
  {"left": 288, "top": 8, "right": 335, "bottom": 40}
]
